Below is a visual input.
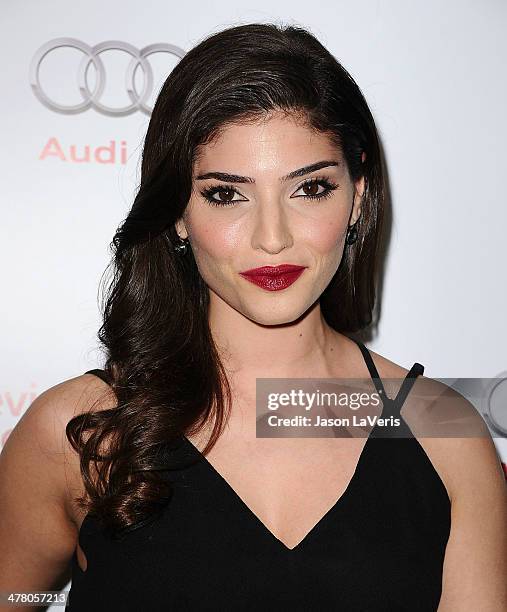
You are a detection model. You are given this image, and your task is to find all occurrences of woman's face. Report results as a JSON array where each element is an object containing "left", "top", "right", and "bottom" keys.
[{"left": 176, "top": 112, "right": 364, "bottom": 326}]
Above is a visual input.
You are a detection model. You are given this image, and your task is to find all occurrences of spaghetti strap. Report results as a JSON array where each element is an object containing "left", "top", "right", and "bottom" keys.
[
  {"left": 352, "top": 339, "right": 389, "bottom": 400},
  {"left": 352, "top": 339, "right": 424, "bottom": 410},
  {"left": 391, "top": 362, "right": 424, "bottom": 410},
  {"left": 84, "top": 368, "right": 110, "bottom": 386}
]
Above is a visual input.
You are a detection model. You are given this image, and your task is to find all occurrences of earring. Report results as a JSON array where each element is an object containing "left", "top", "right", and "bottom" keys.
[
  {"left": 174, "top": 235, "right": 190, "bottom": 255},
  {"left": 345, "top": 223, "right": 358, "bottom": 245}
]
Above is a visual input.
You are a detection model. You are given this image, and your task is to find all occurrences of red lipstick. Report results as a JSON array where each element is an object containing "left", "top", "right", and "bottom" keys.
[{"left": 239, "top": 264, "right": 307, "bottom": 291}]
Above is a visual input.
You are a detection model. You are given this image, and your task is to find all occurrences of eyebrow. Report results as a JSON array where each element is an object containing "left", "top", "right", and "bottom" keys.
[{"left": 195, "top": 160, "right": 341, "bottom": 183}]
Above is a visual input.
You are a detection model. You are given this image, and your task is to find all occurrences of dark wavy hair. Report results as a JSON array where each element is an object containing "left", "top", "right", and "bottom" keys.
[{"left": 66, "top": 21, "right": 386, "bottom": 537}]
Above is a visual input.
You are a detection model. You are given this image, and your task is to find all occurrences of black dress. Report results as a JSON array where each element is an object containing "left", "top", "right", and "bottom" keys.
[{"left": 67, "top": 340, "right": 451, "bottom": 611}]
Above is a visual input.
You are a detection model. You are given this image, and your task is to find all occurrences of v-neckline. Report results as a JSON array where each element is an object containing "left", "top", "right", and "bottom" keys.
[{"left": 182, "top": 398, "right": 390, "bottom": 553}]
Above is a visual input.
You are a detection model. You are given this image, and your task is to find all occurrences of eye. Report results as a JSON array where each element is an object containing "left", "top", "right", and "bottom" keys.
[
  {"left": 200, "top": 184, "right": 247, "bottom": 207},
  {"left": 291, "top": 177, "right": 339, "bottom": 201},
  {"left": 200, "top": 176, "right": 339, "bottom": 208}
]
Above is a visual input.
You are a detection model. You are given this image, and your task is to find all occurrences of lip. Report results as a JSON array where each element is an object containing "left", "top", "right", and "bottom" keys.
[
  {"left": 239, "top": 264, "right": 307, "bottom": 291},
  {"left": 240, "top": 264, "right": 307, "bottom": 276}
]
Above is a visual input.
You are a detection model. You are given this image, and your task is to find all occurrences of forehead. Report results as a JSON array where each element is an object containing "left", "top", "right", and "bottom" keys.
[{"left": 193, "top": 112, "right": 342, "bottom": 175}]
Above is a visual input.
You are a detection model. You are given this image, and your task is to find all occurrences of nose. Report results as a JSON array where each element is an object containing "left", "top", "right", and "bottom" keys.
[{"left": 250, "top": 199, "right": 294, "bottom": 254}]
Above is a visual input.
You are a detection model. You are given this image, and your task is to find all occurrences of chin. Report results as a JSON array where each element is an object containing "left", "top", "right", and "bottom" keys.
[{"left": 245, "top": 305, "right": 308, "bottom": 327}]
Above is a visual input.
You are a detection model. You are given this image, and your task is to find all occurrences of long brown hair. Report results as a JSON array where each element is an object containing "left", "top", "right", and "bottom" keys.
[{"left": 66, "top": 22, "right": 386, "bottom": 537}]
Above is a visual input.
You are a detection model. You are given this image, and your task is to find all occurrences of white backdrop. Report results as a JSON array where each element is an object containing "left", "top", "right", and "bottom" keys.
[{"left": 1, "top": 0, "right": 506, "bottom": 600}]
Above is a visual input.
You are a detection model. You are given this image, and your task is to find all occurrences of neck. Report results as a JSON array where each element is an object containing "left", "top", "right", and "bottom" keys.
[{"left": 208, "top": 294, "right": 344, "bottom": 384}]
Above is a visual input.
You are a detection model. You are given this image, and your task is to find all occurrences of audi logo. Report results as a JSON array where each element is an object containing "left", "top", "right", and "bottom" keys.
[{"left": 29, "top": 38, "right": 186, "bottom": 117}]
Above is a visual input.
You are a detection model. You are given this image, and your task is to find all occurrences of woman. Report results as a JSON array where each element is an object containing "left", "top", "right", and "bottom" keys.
[{"left": 1, "top": 22, "right": 506, "bottom": 612}]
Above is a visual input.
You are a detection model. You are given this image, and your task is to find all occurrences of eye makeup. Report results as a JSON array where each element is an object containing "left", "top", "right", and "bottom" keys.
[{"left": 200, "top": 176, "right": 339, "bottom": 207}]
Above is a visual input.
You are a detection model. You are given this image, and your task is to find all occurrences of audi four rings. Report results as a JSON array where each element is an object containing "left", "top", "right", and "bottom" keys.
[{"left": 29, "top": 38, "right": 186, "bottom": 116}]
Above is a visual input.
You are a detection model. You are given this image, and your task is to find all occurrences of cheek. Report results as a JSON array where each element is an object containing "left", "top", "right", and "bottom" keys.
[
  {"left": 303, "top": 217, "right": 347, "bottom": 254},
  {"left": 188, "top": 219, "right": 240, "bottom": 270}
]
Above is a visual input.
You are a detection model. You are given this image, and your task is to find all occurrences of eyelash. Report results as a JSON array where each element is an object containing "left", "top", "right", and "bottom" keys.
[{"left": 200, "top": 176, "right": 339, "bottom": 207}]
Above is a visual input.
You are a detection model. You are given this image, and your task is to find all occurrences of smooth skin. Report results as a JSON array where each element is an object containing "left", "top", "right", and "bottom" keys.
[{"left": 1, "top": 111, "right": 506, "bottom": 611}]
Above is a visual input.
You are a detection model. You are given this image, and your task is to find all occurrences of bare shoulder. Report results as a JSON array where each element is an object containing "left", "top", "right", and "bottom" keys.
[
  {"left": 1, "top": 371, "right": 116, "bottom": 526},
  {"left": 38, "top": 372, "right": 117, "bottom": 517},
  {"left": 0, "top": 371, "right": 116, "bottom": 591}
]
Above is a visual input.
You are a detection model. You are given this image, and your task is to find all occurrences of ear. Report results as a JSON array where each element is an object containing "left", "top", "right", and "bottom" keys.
[
  {"left": 350, "top": 172, "right": 365, "bottom": 226},
  {"left": 174, "top": 218, "right": 189, "bottom": 240}
]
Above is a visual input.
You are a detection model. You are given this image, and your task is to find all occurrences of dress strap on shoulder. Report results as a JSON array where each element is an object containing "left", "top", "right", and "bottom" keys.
[
  {"left": 392, "top": 362, "right": 424, "bottom": 410},
  {"left": 352, "top": 339, "right": 424, "bottom": 410},
  {"left": 352, "top": 339, "right": 389, "bottom": 400},
  {"left": 84, "top": 368, "right": 111, "bottom": 386}
]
